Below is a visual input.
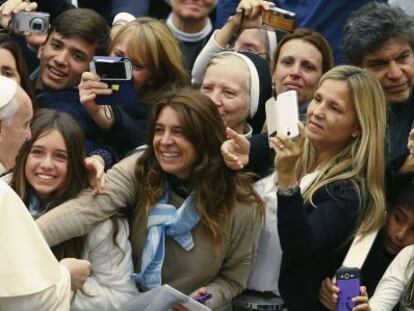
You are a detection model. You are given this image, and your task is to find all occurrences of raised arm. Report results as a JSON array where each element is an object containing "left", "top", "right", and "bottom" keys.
[
  {"left": 191, "top": 0, "right": 274, "bottom": 85},
  {"left": 36, "top": 152, "right": 140, "bottom": 246}
]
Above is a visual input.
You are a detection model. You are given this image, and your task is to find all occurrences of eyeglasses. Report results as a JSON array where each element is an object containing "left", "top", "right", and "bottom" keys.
[{"left": 230, "top": 48, "right": 269, "bottom": 59}]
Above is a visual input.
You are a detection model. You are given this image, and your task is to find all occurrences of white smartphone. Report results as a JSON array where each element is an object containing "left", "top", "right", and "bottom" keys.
[
  {"left": 265, "top": 90, "right": 299, "bottom": 140},
  {"left": 89, "top": 56, "right": 132, "bottom": 80}
]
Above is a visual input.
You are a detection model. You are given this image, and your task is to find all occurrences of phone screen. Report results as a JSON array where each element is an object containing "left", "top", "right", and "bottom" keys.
[
  {"left": 336, "top": 268, "right": 360, "bottom": 311},
  {"left": 95, "top": 61, "right": 126, "bottom": 79}
]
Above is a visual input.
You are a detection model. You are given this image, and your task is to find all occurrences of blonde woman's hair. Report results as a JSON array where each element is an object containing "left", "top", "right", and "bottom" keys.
[
  {"left": 110, "top": 17, "right": 188, "bottom": 104},
  {"left": 298, "top": 65, "right": 386, "bottom": 236}
]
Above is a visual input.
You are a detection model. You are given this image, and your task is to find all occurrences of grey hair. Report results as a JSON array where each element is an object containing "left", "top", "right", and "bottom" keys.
[
  {"left": 0, "top": 97, "right": 19, "bottom": 126},
  {"left": 342, "top": 2, "right": 414, "bottom": 66}
]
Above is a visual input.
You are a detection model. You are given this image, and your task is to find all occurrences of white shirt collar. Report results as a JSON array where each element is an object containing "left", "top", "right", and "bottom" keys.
[{"left": 166, "top": 13, "right": 212, "bottom": 43}]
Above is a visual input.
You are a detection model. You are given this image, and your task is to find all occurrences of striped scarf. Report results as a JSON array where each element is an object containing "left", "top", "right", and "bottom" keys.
[{"left": 132, "top": 188, "right": 200, "bottom": 289}]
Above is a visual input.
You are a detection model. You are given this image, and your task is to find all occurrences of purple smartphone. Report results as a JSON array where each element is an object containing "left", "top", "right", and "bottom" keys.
[
  {"left": 336, "top": 267, "right": 361, "bottom": 311},
  {"left": 194, "top": 293, "right": 212, "bottom": 304}
]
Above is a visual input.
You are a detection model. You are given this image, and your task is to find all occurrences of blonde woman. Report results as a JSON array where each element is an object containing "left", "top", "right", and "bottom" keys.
[
  {"left": 222, "top": 65, "right": 387, "bottom": 310},
  {"left": 79, "top": 17, "right": 188, "bottom": 157}
]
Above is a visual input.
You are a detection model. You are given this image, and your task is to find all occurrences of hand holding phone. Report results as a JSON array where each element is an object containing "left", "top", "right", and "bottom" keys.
[
  {"left": 194, "top": 293, "right": 213, "bottom": 304},
  {"left": 336, "top": 267, "right": 360, "bottom": 311},
  {"left": 89, "top": 56, "right": 137, "bottom": 106},
  {"left": 90, "top": 56, "right": 132, "bottom": 80},
  {"left": 265, "top": 90, "right": 299, "bottom": 141}
]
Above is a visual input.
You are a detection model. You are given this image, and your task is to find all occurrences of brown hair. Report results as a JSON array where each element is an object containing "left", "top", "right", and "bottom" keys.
[
  {"left": 273, "top": 28, "right": 334, "bottom": 74},
  {"left": 11, "top": 109, "right": 88, "bottom": 208},
  {"left": 0, "top": 34, "right": 35, "bottom": 103},
  {"left": 134, "top": 88, "right": 264, "bottom": 246},
  {"left": 11, "top": 108, "right": 122, "bottom": 270},
  {"left": 49, "top": 8, "right": 110, "bottom": 56},
  {"left": 110, "top": 17, "right": 188, "bottom": 104}
]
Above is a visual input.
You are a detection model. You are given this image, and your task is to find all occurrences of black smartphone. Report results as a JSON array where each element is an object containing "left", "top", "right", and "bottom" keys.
[{"left": 89, "top": 56, "right": 137, "bottom": 106}]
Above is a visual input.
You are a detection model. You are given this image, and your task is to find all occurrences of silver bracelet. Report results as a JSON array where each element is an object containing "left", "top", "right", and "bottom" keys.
[{"left": 277, "top": 184, "right": 300, "bottom": 196}]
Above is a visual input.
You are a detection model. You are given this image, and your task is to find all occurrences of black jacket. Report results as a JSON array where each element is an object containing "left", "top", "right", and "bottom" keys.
[{"left": 277, "top": 180, "right": 360, "bottom": 310}]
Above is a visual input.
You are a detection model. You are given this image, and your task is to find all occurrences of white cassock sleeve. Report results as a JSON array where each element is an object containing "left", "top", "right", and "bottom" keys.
[{"left": 0, "top": 180, "right": 71, "bottom": 310}]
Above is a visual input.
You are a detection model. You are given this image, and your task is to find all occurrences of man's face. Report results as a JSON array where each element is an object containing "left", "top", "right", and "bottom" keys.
[
  {"left": 361, "top": 39, "right": 414, "bottom": 104},
  {"left": 37, "top": 32, "right": 96, "bottom": 91},
  {"left": 171, "top": 0, "right": 215, "bottom": 21},
  {"left": 0, "top": 89, "right": 33, "bottom": 169}
]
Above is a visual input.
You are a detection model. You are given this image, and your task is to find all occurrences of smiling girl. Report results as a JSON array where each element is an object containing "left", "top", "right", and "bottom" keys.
[{"left": 9, "top": 109, "right": 137, "bottom": 310}]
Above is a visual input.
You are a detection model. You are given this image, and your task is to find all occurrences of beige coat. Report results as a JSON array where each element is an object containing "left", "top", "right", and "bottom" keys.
[{"left": 37, "top": 153, "right": 261, "bottom": 310}]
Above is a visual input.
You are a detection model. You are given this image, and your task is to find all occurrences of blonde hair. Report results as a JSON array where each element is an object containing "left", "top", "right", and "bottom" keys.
[
  {"left": 110, "top": 17, "right": 188, "bottom": 104},
  {"left": 298, "top": 65, "right": 386, "bottom": 236}
]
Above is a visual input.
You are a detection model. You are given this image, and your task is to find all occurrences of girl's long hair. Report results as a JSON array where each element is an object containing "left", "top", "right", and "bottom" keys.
[{"left": 10, "top": 109, "right": 121, "bottom": 260}]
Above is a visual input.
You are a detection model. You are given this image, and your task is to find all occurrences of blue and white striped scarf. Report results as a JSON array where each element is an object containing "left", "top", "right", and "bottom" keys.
[{"left": 132, "top": 188, "right": 200, "bottom": 289}]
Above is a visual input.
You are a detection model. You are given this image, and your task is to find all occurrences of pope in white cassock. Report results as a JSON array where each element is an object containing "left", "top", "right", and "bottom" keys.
[{"left": 0, "top": 76, "right": 77, "bottom": 311}]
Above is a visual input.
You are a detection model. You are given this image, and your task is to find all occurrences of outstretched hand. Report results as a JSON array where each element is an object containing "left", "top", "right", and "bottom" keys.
[
  {"left": 221, "top": 127, "right": 250, "bottom": 170},
  {"left": 59, "top": 258, "right": 91, "bottom": 290},
  {"left": 84, "top": 155, "right": 106, "bottom": 196},
  {"left": 232, "top": 0, "right": 275, "bottom": 29}
]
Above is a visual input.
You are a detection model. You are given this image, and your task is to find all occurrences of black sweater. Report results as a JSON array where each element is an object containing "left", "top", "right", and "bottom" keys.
[{"left": 277, "top": 180, "right": 360, "bottom": 311}]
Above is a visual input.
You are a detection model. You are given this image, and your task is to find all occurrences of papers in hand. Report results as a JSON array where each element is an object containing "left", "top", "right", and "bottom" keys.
[{"left": 123, "top": 284, "right": 212, "bottom": 311}]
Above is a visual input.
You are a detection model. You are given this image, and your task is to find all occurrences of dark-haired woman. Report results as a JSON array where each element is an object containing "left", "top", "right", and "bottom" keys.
[{"left": 36, "top": 88, "right": 264, "bottom": 310}]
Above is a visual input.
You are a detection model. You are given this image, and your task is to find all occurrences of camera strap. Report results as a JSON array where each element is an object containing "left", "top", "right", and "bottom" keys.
[
  {"left": 0, "top": 19, "right": 12, "bottom": 33},
  {"left": 342, "top": 229, "right": 379, "bottom": 269},
  {"left": 227, "top": 8, "right": 245, "bottom": 48}
]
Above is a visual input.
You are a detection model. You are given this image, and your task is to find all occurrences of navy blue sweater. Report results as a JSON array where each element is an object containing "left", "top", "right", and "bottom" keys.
[{"left": 277, "top": 180, "right": 360, "bottom": 310}]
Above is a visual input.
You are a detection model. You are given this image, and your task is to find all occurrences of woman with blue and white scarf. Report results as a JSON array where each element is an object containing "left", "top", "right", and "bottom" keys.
[{"left": 36, "top": 87, "right": 264, "bottom": 310}]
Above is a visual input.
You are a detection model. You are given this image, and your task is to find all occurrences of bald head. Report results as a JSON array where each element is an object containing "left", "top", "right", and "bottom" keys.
[{"left": 0, "top": 83, "right": 33, "bottom": 171}]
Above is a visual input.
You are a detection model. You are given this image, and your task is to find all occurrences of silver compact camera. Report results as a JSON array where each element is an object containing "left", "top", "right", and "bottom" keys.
[{"left": 11, "top": 11, "right": 50, "bottom": 33}]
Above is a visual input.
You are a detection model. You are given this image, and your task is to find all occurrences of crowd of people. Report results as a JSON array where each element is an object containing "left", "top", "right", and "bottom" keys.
[{"left": 0, "top": 0, "right": 414, "bottom": 311}]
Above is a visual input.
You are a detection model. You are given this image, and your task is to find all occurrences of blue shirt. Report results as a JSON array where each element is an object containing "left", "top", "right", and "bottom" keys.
[{"left": 216, "top": 0, "right": 387, "bottom": 64}]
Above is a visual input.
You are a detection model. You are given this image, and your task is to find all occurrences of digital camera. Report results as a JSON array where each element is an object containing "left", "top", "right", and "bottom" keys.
[
  {"left": 262, "top": 7, "right": 296, "bottom": 33},
  {"left": 11, "top": 11, "right": 50, "bottom": 33}
]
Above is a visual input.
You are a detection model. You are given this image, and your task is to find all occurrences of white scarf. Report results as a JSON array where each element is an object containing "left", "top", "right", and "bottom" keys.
[
  {"left": 166, "top": 13, "right": 212, "bottom": 43},
  {"left": 248, "top": 171, "right": 320, "bottom": 294}
]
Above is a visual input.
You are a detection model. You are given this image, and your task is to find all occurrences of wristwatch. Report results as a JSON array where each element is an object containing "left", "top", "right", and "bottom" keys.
[{"left": 277, "top": 184, "right": 300, "bottom": 196}]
